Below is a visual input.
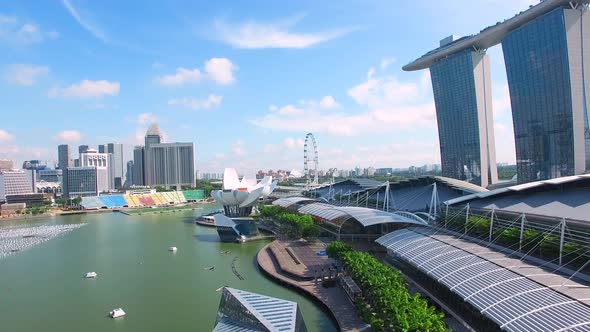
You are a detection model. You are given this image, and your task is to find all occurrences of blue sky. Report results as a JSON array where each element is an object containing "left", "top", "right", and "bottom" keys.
[{"left": 0, "top": 0, "right": 535, "bottom": 174}]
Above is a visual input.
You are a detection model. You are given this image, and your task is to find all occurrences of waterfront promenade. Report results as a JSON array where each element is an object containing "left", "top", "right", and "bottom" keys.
[{"left": 257, "top": 241, "right": 370, "bottom": 332}]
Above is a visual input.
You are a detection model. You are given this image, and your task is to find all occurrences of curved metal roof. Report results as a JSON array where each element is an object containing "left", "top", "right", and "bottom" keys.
[
  {"left": 298, "top": 203, "right": 428, "bottom": 228},
  {"left": 377, "top": 228, "right": 590, "bottom": 332},
  {"left": 445, "top": 174, "right": 590, "bottom": 206},
  {"left": 404, "top": 0, "right": 584, "bottom": 71},
  {"left": 298, "top": 203, "right": 349, "bottom": 223},
  {"left": 434, "top": 176, "right": 488, "bottom": 194},
  {"left": 272, "top": 196, "right": 315, "bottom": 208}
]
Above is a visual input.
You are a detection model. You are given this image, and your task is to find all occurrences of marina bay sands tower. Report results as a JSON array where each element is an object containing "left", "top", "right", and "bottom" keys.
[
  {"left": 406, "top": 36, "right": 498, "bottom": 187},
  {"left": 405, "top": 0, "right": 590, "bottom": 185}
]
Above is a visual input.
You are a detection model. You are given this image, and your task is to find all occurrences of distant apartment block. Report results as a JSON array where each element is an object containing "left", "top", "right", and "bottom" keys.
[
  {"left": 0, "top": 170, "right": 34, "bottom": 201},
  {"left": 149, "top": 143, "right": 195, "bottom": 190}
]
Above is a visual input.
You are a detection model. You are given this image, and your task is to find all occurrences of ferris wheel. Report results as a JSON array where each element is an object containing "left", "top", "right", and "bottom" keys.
[{"left": 304, "top": 133, "right": 319, "bottom": 187}]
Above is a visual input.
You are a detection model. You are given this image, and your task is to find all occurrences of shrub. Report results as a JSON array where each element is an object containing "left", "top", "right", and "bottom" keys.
[{"left": 328, "top": 241, "right": 449, "bottom": 331}]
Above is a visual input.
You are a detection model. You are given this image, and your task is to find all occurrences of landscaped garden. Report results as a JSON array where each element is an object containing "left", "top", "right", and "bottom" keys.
[
  {"left": 326, "top": 241, "right": 449, "bottom": 331},
  {"left": 259, "top": 205, "right": 321, "bottom": 239}
]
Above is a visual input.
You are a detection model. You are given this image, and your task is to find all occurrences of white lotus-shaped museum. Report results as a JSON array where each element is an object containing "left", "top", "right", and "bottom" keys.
[{"left": 211, "top": 168, "right": 277, "bottom": 214}]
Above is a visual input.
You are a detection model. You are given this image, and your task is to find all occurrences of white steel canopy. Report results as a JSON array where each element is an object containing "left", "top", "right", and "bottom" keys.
[{"left": 298, "top": 203, "right": 428, "bottom": 228}]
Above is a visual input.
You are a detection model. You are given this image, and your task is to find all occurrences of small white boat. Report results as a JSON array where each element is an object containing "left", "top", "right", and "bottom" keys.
[
  {"left": 168, "top": 246, "right": 177, "bottom": 252},
  {"left": 109, "top": 308, "right": 126, "bottom": 318},
  {"left": 84, "top": 272, "right": 97, "bottom": 278},
  {"left": 204, "top": 266, "right": 215, "bottom": 271}
]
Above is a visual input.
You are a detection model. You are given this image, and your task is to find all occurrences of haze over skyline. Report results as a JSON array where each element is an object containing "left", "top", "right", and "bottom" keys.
[{"left": 1, "top": 0, "right": 536, "bottom": 173}]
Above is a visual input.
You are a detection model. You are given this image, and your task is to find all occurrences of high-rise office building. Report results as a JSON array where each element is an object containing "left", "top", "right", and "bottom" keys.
[
  {"left": 98, "top": 144, "right": 106, "bottom": 153},
  {"left": 133, "top": 146, "right": 145, "bottom": 185},
  {"left": 125, "top": 160, "right": 134, "bottom": 187},
  {"left": 63, "top": 167, "right": 98, "bottom": 198},
  {"left": 58, "top": 144, "right": 72, "bottom": 170},
  {"left": 38, "top": 169, "right": 62, "bottom": 183},
  {"left": 78, "top": 145, "right": 89, "bottom": 155},
  {"left": 502, "top": 5, "right": 590, "bottom": 183},
  {"left": 428, "top": 43, "right": 497, "bottom": 187},
  {"left": 106, "top": 143, "right": 124, "bottom": 189},
  {"left": 144, "top": 124, "right": 162, "bottom": 186},
  {"left": 149, "top": 142, "right": 195, "bottom": 189},
  {"left": 79, "top": 149, "right": 111, "bottom": 193}
]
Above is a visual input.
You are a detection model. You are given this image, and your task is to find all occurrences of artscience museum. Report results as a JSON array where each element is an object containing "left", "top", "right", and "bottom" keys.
[{"left": 211, "top": 168, "right": 277, "bottom": 217}]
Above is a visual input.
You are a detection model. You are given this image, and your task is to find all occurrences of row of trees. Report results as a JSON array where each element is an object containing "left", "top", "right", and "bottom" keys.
[
  {"left": 327, "top": 242, "right": 449, "bottom": 332},
  {"left": 194, "top": 180, "right": 221, "bottom": 196},
  {"left": 259, "top": 205, "right": 321, "bottom": 239},
  {"left": 444, "top": 214, "right": 587, "bottom": 266}
]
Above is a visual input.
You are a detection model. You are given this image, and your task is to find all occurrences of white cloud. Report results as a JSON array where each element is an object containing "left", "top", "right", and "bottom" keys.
[
  {"left": 213, "top": 15, "right": 354, "bottom": 49},
  {"left": 0, "top": 15, "right": 58, "bottom": 45},
  {"left": 49, "top": 80, "right": 120, "bottom": 98},
  {"left": 253, "top": 65, "right": 436, "bottom": 136},
  {"left": 0, "top": 129, "right": 15, "bottom": 142},
  {"left": 5, "top": 64, "right": 49, "bottom": 86},
  {"left": 380, "top": 57, "right": 396, "bottom": 70},
  {"left": 493, "top": 83, "right": 512, "bottom": 117},
  {"left": 231, "top": 140, "right": 247, "bottom": 157},
  {"left": 54, "top": 130, "right": 82, "bottom": 143},
  {"left": 157, "top": 67, "right": 202, "bottom": 86},
  {"left": 157, "top": 57, "right": 236, "bottom": 86},
  {"left": 283, "top": 138, "right": 304, "bottom": 149},
  {"left": 319, "top": 96, "right": 339, "bottom": 109},
  {"left": 276, "top": 105, "right": 306, "bottom": 116},
  {"left": 263, "top": 144, "right": 279, "bottom": 154},
  {"left": 204, "top": 58, "right": 236, "bottom": 85},
  {"left": 61, "top": 0, "right": 108, "bottom": 42},
  {"left": 168, "top": 94, "right": 223, "bottom": 111},
  {"left": 137, "top": 112, "right": 157, "bottom": 125}
]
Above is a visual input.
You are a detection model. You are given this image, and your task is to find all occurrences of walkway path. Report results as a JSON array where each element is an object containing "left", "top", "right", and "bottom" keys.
[{"left": 257, "top": 241, "right": 370, "bottom": 332}]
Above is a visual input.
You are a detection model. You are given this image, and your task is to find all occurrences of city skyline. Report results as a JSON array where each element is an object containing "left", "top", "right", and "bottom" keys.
[{"left": 1, "top": 0, "right": 537, "bottom": 173}]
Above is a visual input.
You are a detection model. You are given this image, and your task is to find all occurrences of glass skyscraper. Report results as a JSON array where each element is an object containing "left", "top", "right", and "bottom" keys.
[
  {"left": 429, "top": 47, "right": 498, "bottom": 187},
  {"left": 63, "top": 167, "right": 97, "bottom": 198},
  {"left": 503, "top": 6, "right": 590, "bottom": 183}
]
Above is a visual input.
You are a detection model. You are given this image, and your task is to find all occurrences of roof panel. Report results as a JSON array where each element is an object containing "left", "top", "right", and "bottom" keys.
[
  {"left": 376, "top": 229, "right": 590, "bottom": 332},
  {"left": 272, "top": 197, "right": 315, "bottom": 208}
]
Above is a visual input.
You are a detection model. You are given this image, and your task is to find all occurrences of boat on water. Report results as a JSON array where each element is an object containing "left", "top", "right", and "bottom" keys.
[
  {"left": 220, "top": 250, "right": 231, "bottom": 254},
  {"left": 109, "top": 308, "right": 126, "bottom": 318},
  {"left": 204, "top": 266, "right": 215, "bottom": 271},
  {"left": 84, "top": 272, "right": 97, "bottom": 278},
  {"left": 195, "top": 215, "right": 215, "bottom": 226},
  {"left": 168, "top": 246, "right": 177, "bottom": 252}
]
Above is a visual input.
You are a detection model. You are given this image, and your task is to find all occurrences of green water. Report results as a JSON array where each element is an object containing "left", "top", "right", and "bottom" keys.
[{"left": 0, "top": 206, "right": 337, "bottom": 332}]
